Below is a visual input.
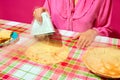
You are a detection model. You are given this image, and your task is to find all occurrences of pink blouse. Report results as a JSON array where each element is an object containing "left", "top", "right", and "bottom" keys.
[{"left": 43, "top": 0, "right": 112, "bottom": 36}]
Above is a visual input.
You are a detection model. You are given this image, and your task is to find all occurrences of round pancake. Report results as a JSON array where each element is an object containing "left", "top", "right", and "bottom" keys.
[
  {"left": 25, "top": 41, "right": 69, "bottom": 65},
  {"left": 82, "top": 47, "right": 120, "bottom": 78}
]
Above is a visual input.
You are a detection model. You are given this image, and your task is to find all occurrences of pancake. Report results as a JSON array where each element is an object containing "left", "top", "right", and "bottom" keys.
[
  {"left": 25, "top": 40, "right": 69, "bottom": 65},
  {"left": 0, "top": 29, "right": 12, "bottom": 43},
  {"left": 82, "top": 46, "right": 120, "bottom": 78}
]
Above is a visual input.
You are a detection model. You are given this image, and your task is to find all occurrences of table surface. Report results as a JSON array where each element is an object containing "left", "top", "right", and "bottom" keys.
[{"left": 0, "top": 19, "right": 120, "bottom": 80}]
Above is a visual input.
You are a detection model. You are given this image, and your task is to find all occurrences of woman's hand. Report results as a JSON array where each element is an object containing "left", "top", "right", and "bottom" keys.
[
  {"left": 33, "top": 7, "right": 48, "bottom": 22},
  {"left": 72, "top": 29, "right": 98, "bottom": 49}
]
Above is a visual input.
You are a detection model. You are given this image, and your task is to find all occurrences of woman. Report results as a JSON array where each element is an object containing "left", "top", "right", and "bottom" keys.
[{"left": 33, "top": 0, "right": 112, "bottom": 49}]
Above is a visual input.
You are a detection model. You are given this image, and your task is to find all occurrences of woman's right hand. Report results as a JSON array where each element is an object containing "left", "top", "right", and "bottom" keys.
[{"left": 33, "top": 7, "right": 48, "bottom": 22}]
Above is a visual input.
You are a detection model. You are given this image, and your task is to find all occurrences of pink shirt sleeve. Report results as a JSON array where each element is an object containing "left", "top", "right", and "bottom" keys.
[{"left": 93, "top": 0, "right": 112, "bottom": 36}]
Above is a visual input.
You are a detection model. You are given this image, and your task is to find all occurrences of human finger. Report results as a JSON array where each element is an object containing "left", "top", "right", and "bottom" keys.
[
  {"left": 33, "top": 8, "right": 47, "bottom": 22},
  {"left": 77, "top": 36, "right": 86, "bottom": 49},
  {"left": 81, "top": 39, "right": 89, "bottom": 48},
  {"left": 85, "top": 40, "right": 93, "bottom": 48}
]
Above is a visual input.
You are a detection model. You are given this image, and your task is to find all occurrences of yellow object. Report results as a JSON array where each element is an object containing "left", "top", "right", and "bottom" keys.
[
  {"left": 0, "top": 29, "right": 12, "bottom": 43},
  {"left": 25, "top": 40, "right": 69, "bottom": 65},
  {"left": 82, "top": 47, "right": 120, "bottom": 78}
]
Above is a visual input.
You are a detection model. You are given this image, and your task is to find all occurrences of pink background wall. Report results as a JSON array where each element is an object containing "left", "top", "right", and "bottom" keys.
[
  {"left": 0, "top": 0, "right": 120, "bottom": 38},
  {"left": 0, "top": 0, "right": 45, "bottom": 23},
  {"left": 110, "top": 0, "right": 120, "bottom": 38}
]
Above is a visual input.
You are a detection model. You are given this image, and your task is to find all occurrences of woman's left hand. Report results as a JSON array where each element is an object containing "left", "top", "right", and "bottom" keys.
[{"left": 72, "top": 29, "right": 98, "bottom": 49}]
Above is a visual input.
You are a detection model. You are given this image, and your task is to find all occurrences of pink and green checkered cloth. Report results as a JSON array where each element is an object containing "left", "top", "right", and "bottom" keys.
[{"left": 0, "top": 19, "right": 120, "bottom": 80}]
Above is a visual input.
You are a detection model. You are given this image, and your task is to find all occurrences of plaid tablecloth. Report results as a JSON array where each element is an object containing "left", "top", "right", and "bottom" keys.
[{"left": 0, "top": 19, "right": 120, "bottom": 80}]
